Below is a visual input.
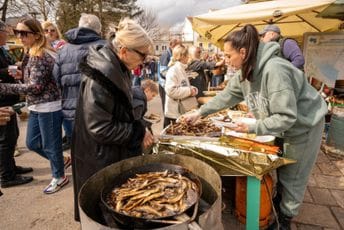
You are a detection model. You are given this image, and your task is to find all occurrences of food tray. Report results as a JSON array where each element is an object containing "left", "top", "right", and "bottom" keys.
[
  {"left": 159, "top": 125, "right": 220, "bottom": 142},
  {"left": 144, "top": 113, "right": 161, "bottom": 124}
]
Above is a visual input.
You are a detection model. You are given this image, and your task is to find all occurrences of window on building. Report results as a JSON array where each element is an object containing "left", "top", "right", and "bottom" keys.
[
  {"left": 156, "top": 45, "right": 159, "bottom": 51},
  {"left": 199, "top": 43, "right": 203, "bottom": 48}
]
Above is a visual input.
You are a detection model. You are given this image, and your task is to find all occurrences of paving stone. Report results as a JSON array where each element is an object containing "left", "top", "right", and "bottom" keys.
[
  {"left": 312, "top": 164, "right": 322, "bottom": 175},
  {"left": 307, "top": 174, "right": 317, "bottom": 187},
  {"left": 317, "top": 151, "right": 332, "bottom": 164},
  {"left": 222, "top": 210, "right": 245, "bottom": 230},
  {"left": 296, "top": 223, "right": 322, "bottom": 230},
  {"left": 330, "top": 207, "right": 344, "bottom": 229},
  {"left": 303, "top": 188, "right": 313, "bottom": 203},
  {"left": 318, "top": 162, "right": 343, "bottom": 176},
  {"left": 314, "top": 175, "right": 344, "bottom": 190},
  {"left": 331, "top": 190, "right": 344, "bottom": 208},
  {"left": 293, "top": 203, "right": 339, "bottom": 229},
  {"left": 334, "top": 160, "right": 344, "bottom": 175},
  {"left": 308, "top": 187, "right": 337, "bottom": 206}
]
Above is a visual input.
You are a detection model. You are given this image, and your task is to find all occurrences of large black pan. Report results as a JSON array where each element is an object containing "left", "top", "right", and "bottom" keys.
[{"left": 100, "top": 163, "right": 202, "bottom": 229}]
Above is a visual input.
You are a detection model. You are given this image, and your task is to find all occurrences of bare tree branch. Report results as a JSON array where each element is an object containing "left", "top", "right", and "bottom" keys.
[
  {"left": 135, "top": 7, "right": 161, "bottom": 41},
  {"left": 0, "top": 0, "right": 9, "bottom": 21}
]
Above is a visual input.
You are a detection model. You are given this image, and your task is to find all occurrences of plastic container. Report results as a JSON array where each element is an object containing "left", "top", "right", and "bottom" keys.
[
  {"left": 8, "top": 65, "right": 17, "bottom": 75},
  {"left": 327, "top": 107, "right": 344, "bottom": 151},
  {"left": 235, "top": 174, "right": 273, "bottom": 228}
]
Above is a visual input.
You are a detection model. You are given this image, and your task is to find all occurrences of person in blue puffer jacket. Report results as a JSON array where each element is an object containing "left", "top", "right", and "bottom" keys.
[{"left": 53, "top": 13, "right": 105, "bottom": 151}]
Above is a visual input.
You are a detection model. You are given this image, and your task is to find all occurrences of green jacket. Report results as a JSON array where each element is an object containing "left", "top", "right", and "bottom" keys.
[{"left": 199, "top": 42, "right": 327, "bottom": 138}]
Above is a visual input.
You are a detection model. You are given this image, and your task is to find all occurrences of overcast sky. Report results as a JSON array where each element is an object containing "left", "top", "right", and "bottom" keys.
[{"left": 137, "top": 0, "right": 242, "bottom": 27}]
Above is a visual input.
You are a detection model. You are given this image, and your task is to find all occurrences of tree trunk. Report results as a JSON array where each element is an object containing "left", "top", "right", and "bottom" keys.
[{"left": 1, "top": 0, "right": 9, "bottom": 22}]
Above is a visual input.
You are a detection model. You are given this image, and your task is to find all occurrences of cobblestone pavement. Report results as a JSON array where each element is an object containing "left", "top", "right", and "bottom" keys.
[
  {"left": 291, "top": 149, "right": 344, "bottom": 230},
  {"left": 1, "top": 96, "right": 343, "bottom": 229},
  {"left": 222, "top": 148, "right": 344, "bottom": 230}
]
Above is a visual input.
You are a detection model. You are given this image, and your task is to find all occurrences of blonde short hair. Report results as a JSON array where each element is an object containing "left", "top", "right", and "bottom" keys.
[
  {"left": 41, "top": 21, "right": 63, "bottom": 39},
  {"left": 109, "top": 18, "right": 153, "bottom": 54},
  {"left": 169, "top": 44, "right": 188, "bottom": 66}
]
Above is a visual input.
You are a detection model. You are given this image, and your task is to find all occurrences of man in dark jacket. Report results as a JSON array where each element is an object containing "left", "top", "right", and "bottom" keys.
[
  {"left": 187, "top": 46, "right": 225, "bottom": 98},
  {"left": 53, "top": 13, "right": 105, "bottom": 151},
  {"left": 259, "top": 24, "right": 305, "bottom": 69},
  {"left": 0, "top": 21, "right": 33, "bottom": 189}
]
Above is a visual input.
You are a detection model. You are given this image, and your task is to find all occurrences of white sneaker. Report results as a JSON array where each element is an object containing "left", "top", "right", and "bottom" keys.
[{"left": 43, "top": 176, "right": 69, "bottom": 194}]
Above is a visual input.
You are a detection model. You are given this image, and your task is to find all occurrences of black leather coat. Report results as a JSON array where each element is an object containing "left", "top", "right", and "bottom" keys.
[{"left": 71, "top": 44, "right": 145, "bottom": 220}]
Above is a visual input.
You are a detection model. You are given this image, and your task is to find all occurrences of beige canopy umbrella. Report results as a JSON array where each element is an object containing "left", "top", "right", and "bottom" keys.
[{"left": 189, "top": 0, "right": 342, "bottom": 47}]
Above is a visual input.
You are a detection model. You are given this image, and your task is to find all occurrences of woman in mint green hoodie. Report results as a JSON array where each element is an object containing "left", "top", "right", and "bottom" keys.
[{"left": 184, "top": 24, "right": 327, "bottom": 229}]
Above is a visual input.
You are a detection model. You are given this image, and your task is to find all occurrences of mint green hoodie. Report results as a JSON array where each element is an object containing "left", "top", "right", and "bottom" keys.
[{"left": 199, "top": 42, "right": 327, "bottom": 138}]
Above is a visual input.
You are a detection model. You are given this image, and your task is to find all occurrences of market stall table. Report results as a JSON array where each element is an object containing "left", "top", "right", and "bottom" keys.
[{"left": 158, "top": 123, "right": 294, "bottom": 230}]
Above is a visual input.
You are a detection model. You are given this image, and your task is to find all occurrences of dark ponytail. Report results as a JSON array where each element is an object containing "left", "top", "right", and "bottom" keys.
[{"left": 224, "top": 24, "right": 259, "bottom": 81}]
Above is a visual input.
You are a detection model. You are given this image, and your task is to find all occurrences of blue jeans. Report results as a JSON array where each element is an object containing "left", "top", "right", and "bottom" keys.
[
  {"left": 63, "top": 119, "right": 74, "bottom": 141},
  {"left": 26, "top": 110, "right": 64, "bottom": 178}
]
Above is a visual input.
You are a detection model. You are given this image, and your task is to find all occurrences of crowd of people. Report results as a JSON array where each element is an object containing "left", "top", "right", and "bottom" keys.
[{"left": 0, "top": 11, "right": 323, "bottom": 230}]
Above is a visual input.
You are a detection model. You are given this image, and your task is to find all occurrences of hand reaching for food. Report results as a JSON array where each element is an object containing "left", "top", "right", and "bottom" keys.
[
  {"left": 190, "top": 86, "right": 198, "bottom": 96},
  {"left": 178, "top": 110, "right": 201, "bottom": 125},
  {"left": 232, "top": 122, "right": 249, "bottom": 133},
  {"left": 142, "top": 129, "right": 154, "bottom": 149}
]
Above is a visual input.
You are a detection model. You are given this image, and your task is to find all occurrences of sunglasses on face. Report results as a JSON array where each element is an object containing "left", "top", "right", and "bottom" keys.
[
  {"left": 13, "top": 29, "right": 35, "bottom": 37},
  {"left": 128, "top": 48, "right": 148, "bottom": 61},
  {"left": 44, "top": 29, "right": 56, "bottom": 33}
]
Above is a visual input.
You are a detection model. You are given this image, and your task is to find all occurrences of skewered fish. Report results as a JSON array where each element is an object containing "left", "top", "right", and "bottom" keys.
[{"left": 106, "top": 171, "right": 199, "bottom": 219}]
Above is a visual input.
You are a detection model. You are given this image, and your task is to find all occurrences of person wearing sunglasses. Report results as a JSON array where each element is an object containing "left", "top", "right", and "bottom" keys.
[
  {"left": 0, "top": 18, "right": 68, "bottom": 194},
  {"left": 41, "top": 21, "right": 66, "bottom": 50},
  {"left": 71, "top": 18, "right": 154, "bottom": 221}
]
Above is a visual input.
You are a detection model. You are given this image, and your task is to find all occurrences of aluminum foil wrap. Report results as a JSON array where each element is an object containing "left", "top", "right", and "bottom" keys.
[{"left": 154, "top": 136, "right": 295, "bottom": 180}]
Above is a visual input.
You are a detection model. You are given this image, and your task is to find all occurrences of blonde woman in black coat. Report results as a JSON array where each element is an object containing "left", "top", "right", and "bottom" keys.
[{"left": 71, "top": 18, "right": 154, "bottom": 221}]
